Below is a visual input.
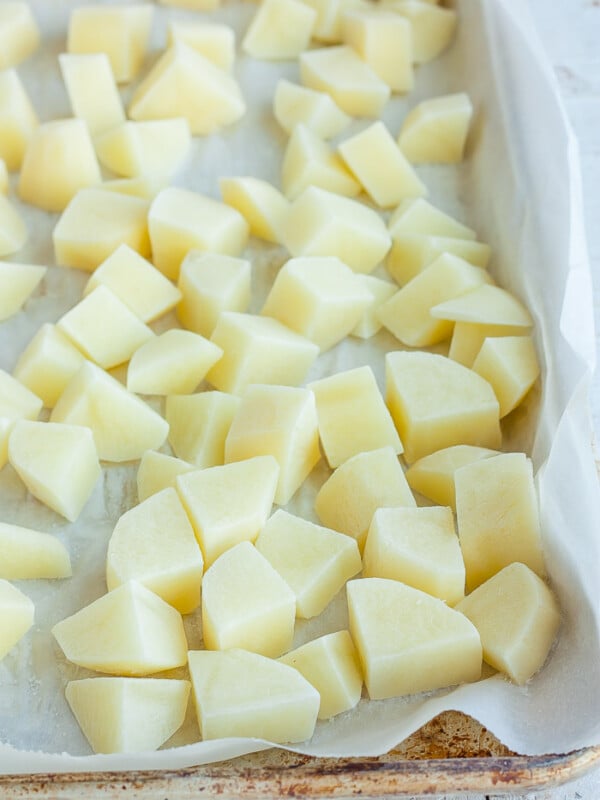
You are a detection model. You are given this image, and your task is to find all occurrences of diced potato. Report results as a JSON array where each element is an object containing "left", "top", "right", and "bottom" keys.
[
  {"left": 101, "top": 176, "right": 166, "bottom": 200},
  {"left": 388, "top": 197, "right": 476, "bottom": 240},
  {"left": 50, "top": 361, "right": 169, "bottom": 463},
  {"left": 0, "top": 158, "right": 7, "bottom": 193},
  {"left": 137, "top": 450, "right": 195, "bottom": 502},
  {"left": 188, "top": 649, "right": 319, "bottom": 743},
  {"left": 0, "top": 68, "right": 38, "bottom": 172},
  {"left": 0, "top": 3, "right": 40, "bottom": 69},
  {"left": 0, "top": 193, "right": 27, "bottom": 257},
  {"left": 0, "top": 418, "right": 12, "bottom": 470},
  {"left": 176, "top": 455, "right": 279, "bottom": 567},
  {"left": 456, "top": 563, "right": 561, "bottom": 685},
  {"left": 220, "top": 177, "right": 289, "bottom": 244},
  {"left": 18, "top": 118, "right": 101, "bottom": 212},
  {"left": 279, "top": 630, "right": 362, "bottom": 719},
  {"left": 0, "top": 580, "right": 34, "bottom": 660},
  {"left": 299, "top": 45, "right": 390, "bottom": 117},
  {"left": 0, "top": 369, "right": 42, "bottom": 421},
  {"left": 106, "top": 488, "right": 204, "bottom": 614},
  {"left": 385, "top": 351, "right": 501, "bottom": 464},
  {"left": 129, "top": 41, "right": 245, "bottom": 136},
  {"left": 347, "top": 577, "right": 481, "bottom": 699},
  {"left": 300, "top": 0, "right": 370, "bottom": 43},
  {"left": 315, "top": 446, "right": 415, "bottom": 551},
  {"left": 167, "top": 21, "right": 235, "bottom": 71},
  {"left": 273, "top": 79, "right": 351, "bottom": 140},
  {"left": 431, "top": 284, "right": 533, "bottom": 327},
  {"left": 0, "top": 521, "right": 71, "bottom": 579},
  {"left": 206, "top": 312, "right": 319, "bottom": 395},
  {"left": 148, "top": 187, "right": 249, "bottom": 281},
  {"left": 455, "top": 452, "right": 546, "bottom": 591},
  {"left": 202, "top": 542, "right": 295, "bottom": 657},
  {"left": 342, "top": 11, "right": 413, "bottom": 93},
  {"left": 262, "top": 256, "right": 371, "bottom": 351},
  {"left": 225, "top": 385, "right": 320, "bottom": 506},
  {"left": 387, "top": 0, "right": 457, "bottom": 64},
  {"left": 363, "top": 506, "right": 465, "bottom": 605},
  {"left": 59, "top": 53, "right": 125, "bottom": 137},
  {"left": 159, "top": 0, "right": 220, "bottom": 9},
  {"left": 0, "top": 261, "right": 46, "bottom": 321},
  {"left": 399, "top": 93, "right": 474, "bottom": 164},
  {"left": 350, "top": 275, "right": 397, "bottom": 339},
  {"left": 242, "top": 0, "right": 317, "bottom": 60},
  {"left": 471, "top": 336, "right": 540, "bottom": 417},
  {"left": 166, "top": 391, "right": 240, "bottom": 468},
  {"left": 448, "top": 322, "right": 533, "bottom": 368},
  {"left": 66, "top": 677, "right": 190, "bottom": 755},
  {"left": 67, "top": 5, "right": 153, "bottom": 83},
  {"left": 8, "top": 420, "right": 100, "bottom": 522},
  {"left": 95, "top": 119, "right": 191, "bottom": 179},
  {"left": 387, "top": 233, "right": 491, "bottom": 286},
  {"left": 52, "top": 581, "right": 188, "bottom": 675},
  {"left": 53, "top": 188, "right": 151, "bottom": 272},
  {"left": 282, "top": 186, "right": 392, "bottom": 274},
  {"left": 309, "top": 366, "right": 402, "bottom": 468},
  {"left": 256, "top": 510, "right": 361, "bottom": 618}
]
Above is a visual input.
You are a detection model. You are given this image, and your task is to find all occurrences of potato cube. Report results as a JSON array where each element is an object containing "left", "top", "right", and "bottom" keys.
[
  {"left": 456, "top": 563, "right": 561, "bottom": 685},
  {"left": 301, "top": 0, "right": 368, "bottom": 42},
  {"left": 52, "top": 581, "right": 188, "bottom": 675},
  {"left": 455, "top": 452, "right": 546, "bottom": 591},
  {"left": 0, "top": 3, "right": 39, "bottom": 69},
  {"left": 431, "top": 284, "right": 533, "bottom": 328},
  {"left": 315, "top": 446, "right": 415, "bottom": 550},
  {"left": 95, "top": 119, "right": 191, "bottom": 180},
  {"left": 448, "top": 322, "right": 532, "bottom": 368},
  {"left": 101, "top": 176, "right": 166, "bottom": 200},
  {"left": 471, "top": 336, "right": 540, "bottom": 418},
  {"left": 0, "top": 369, "right": 42, "bottom": 421},
  {"left": 282, "top": 186, "right": 391, "bottom": 274},
  {"left": 350, "top": 275, "right": 397, "bottom": 339},
  {"left": 0, "top": 261, "right": 45, "bottom": 321},
  {"left": 388, "top": 197, "right": 476, "bottom": 240},
  {"left": 385, "top": 351, "right": 501, "bottom": 464},
  {"left": 167, "top": 21, "right": 235, "bottom": 71},
  {"left": 220, "top": 177, "right": 289, "bottom": 244},
  {"left": 225, "top": 385, "right": 320, "bottom": 506},
  {"left": 176, "top": 455, "right": 279, "bottom": 566},
  {"left": 137, "top": 450, "right": 195, "bottom": 502},
  {"left": 0, "top": 580, "right": 34, "bottom": 661},
  {"left": 242, "top": 0, "right": 316, "bottom": 60},
  {"left": 148, "top": 187, "right": 249, "bottom": 281},
  {"left": 188, "top": 649, "right": 319, "bottom": 743},
  {"left": 256, "top": 510, "right": 361, "bottom": 618},
  {"left": 166, "top": 391, "right": 240, "bottom": 468},
  {"left": 66, "top": 677, "right": 190, "bottom": 755},
  {"left": 348, "top": 578, "right": 481, "bottom": 699},
  {"left": 399, "top": 93, "right": 473, "bottom": 164},
  {"left": 0, "top": 69, "right": 38, "bottom": 171},
  {"left": 342, "top": 11, "right": 413, "bottom": 93},
  {"left": 59, "top": 53, "right": 125, "bottom": 137},
  {"left": 273, "top": 79, "right": 351, "bottom": 140},
  {"left": 388, "top": 1, "right": 457, "bottom": 64},
  {"left": 202, "top": 542, "right": 295, "bottom": 657},
  {"left": 387, "top": 233, "right": 491, "bottom": 286},
  {"left": 0, "top": 418, "right": 13, "bottom": 470},
  {"left": 0, "top": 521, "right": 71, "bottom": 579},
  {"left": 0, "top": 193, "right": 27, "bottom": 257}
]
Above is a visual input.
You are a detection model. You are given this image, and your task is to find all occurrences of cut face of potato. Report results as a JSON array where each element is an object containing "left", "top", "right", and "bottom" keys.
[
  {"left": 388, "top": 197, "right": 477, "bottom": 240},
  {"left": 0, "top": 579, "right": 34, "bottom": 661},
  {"left": 0, "top": 261, "right": 46, "bottom": 322},
  {"left": 242, "top": 0, "right": 317, "bottom": 60},
  {"left": 448, "top": 322, "right": 533, "bottom": 368},
  {"left": 342, "top": 11, "right": 413, "bottom": 93},
  {"left": 350, "top": 275, "right": 397, "bottom": 339},
  {"left": 302, "top": 0, "right": 369, "bottom": 43},
  {"left": 220, "top": 177, "right": 289, "bottom": 244},
  {"left": 0, "top": 3, "right": 40, "bottom": 69},
  {"left": 387, "top": 0, "right": 457, "bottom": 64},
  {"left": 166, "top": 391, "right": 240, "bottom": 469},
  {"left": 431, "top": 284, "right": 533, "bottom": 327},
  {"left": 273, "top": 79, "right": 351, "bottom": 140},
  {"left": 100, "top": 176, "right": 166, "bottom": 200},
  {"left": 0, "top": 69, "right": 38, "bottom": 172},
  {"left": 398, "top": 93, "right": 474, "bottom": 164},
  {"left": 0, "top": 369, "right": 42, "bottom": 422},
  {"left": 386, "top": 232, "right": 491, "bottom": 286},
  {"left": 59, "top": 53, "right": 125, "bottom": 137},
  {"left": 0, "top": 521, "right": 71, "bottom": 580},
  {"left": 0, "top": 193, "right": 28, "bottom": 257},
  {"left": 167, "top": 21, "right": 235, "bottom": 71},
  {"left": 136, "top": 450, "right": 195, "bottom": 503},
  {"left": 471, "top": 336, "right": 540, "bottom": 417}
]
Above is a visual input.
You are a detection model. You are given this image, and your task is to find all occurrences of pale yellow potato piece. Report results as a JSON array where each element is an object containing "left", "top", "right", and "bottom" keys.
[
  {"left": 455, "top": 452, "right": 546, "bottom": 591},
  {"left": 18, "top": 118, "right": 101, "bottom": 212},
  {"left": 431, "top": 284, "right": 533, "bottom": 327},
  {"left": 405, "top": 444, "right": 499, "bottom": 510},
  {"left": 167, "top": 22, "right": 235, "bottom": 71},
  {"left": 282, "top": 186, "right": 391, "bottom": 274},
  {"left": 0, "top": 68, "right": 38, "bottom": 172},
  {"left": 159, "top": 0, "right": 220, "bottom": 9},
  {"left": 106, "top": 488, "right": 204, "bottom": 614},
  {"left": 242, "top": 0, "right": 317, "bottom": 60},
  {"left": 8, "top": 420, "right": 100, "bottom": 522},
  {"left": 0, "top": 3, "right": 39, "bottom": 69},
  {"left": 0, "top": 580, "right": 34, "bottom": 660},
  {"left": 59, "top": 53, "right": 125, "bottom": 137},
  {"left": 67, "top": 5, "right": 153, "bottom": 83},
  {"left": 57, "top": 286, "right": 154, "bottom": 370},
  {"left": 53, "top": 188, "right": 151, "bottom": 272},
  {"left": 148, "top": 187, "right": 249, "bottom": 281},
  {"left": 202, "top": 542, "right": 295, "bottom": 657},
  {"left": 300, "top": 0, "right": 370, "bottom": 43},
  {"left": 52, "top": 581, "right": 188, "bottom": 675},
  {"left": 0, "top": 261, "right": 45, "bottom": 321},
  {"left": 350, "top": 275, "right": 397, "bottom": 339},
  {"left": 129, "top": 41, "right": 245, "bottom": 136},
  {"left": 399, "top": 93, "right": 473, "bottom": 164},
  {"left": 206, "top": 312, "right": 319, "bottom": 395},
  {"left": 299, "top": 45, "right": 390, "bottom": 117},
  {"left": 315, "top": 446, "right": 415, "bottom": 551},
  {"left": 225, "top": 384, "right": 320, "bottom": 506},
  {"left": 471, "top": 336, "right": 540, "bottom": 418},
  {"left": 456, "top": 563, "right": 561, "bottom": 685},
  {"left": 0, "top": 192, "right": 27, "bottom": 257},
  {"left": 188, "top": 649, "right": 319, "bottom": 743},
  {"left": 0, "top": 158, "right": 8, "bottom": 193},
  {"left": 0, "top": 418, "right": 13, "bottom": 470},
  {"left": 309, "top": 366, "right": 402, "bottom": 468},
  {"left": 387, "top": 0, "right": 457, "bottom": 64},
  {"left": 177, "top": 251, "right": 252, "bottom": 338},
  {"left": 282, "top": 124, "right": 360, "bottom": 200},
  {"left": 342, "top": 11, "right": 413, "bottom": 93},
  {"left": 0, "top": 521, "right": 71, "bottom": 579},
  {"left": 166, "top": 391, "right": 240, "bottom": 468},
  {"left": 220, "top": 177, "right": 289, "bottom": 244},
  {"left": 137, "top": 450, "right": 195, "bottom": 502},
  {"left": 95, "top": 119, "right": 192, "bottom": 179},
  {"left": 388, "top": 197, "right": 477, "bottom": 240},
  {"left": 50, "top": 361, "right": 168, "bottom": 463},
  {"left": 101, "top": 176, "right": 166, "bottom": 200},
  {"left": 387, "top": 233, "right": 491, "bottom": 286},
  {"left": 256, "top": 510, "right": 361, "bottom": 619},
  {"left": 127, "top": 330, "right": 223, "bottom": 396},
  {"left": 0, "top": 369, "right": 42, "bottom": 421},
  {"left": 177, "top": 455, "right": 279, "bottom": 567},
  {"left": 377, "top": 254, "right": 489, "bottom": 347},
  {"left": 385, "top": 351, "right": 501, "bottom": 464},
  {"left": 273, "top": 79, "right": 351, "bottom": 140},
  {"left": 363, "top": 506, "right": 465, "bottom": 605},
  {"left": 262, "top": 256, "right": 371, "bottom": 351},
  {"left": 448, "top": 322, "right": 533, "bottom": 368},
  {"left": 279, "top": 630, "right": 362, "bottom": 719},
  {"left": 66, "top": 677, "right": 190, "bottom": 755}
]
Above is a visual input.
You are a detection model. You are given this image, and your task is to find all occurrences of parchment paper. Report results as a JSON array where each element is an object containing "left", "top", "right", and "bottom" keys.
[{"left": 0, "top": 0, "right": 599, "bottom": 773}]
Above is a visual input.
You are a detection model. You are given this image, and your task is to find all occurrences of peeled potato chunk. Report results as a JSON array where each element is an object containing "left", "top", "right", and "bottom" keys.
[
  {"left": 0, "top": 369, "right": 42, "bottom": 422},
  {"left": 455, "top": 452, "right": 546, "bottom": 591},
  {"left": 448, "top": 322, "right": 532, "bottom": 368},
  {"left": 388, "top": 197, "right": 477, "bottom": 240},
  {"left": 202, "top": 541, "right": 295, "bottom": 657},
  {"left": 220, "top": 177, "right": 289, "bottom": 244},
  {"left": 387, "top": 233, "right": 491, "bottom": 286},
  {"left": 66, "top": 677, "right": 190, "bottom": 755},
  {"left": 167, "top": 21, "right": 235, "bottom": 71},
  {"left": 350, "top": 275, "right": 397, "bottom": 339},
  {"left": 301, "top": 0, "right": 367, "bottom": 42},
  {"left": 398, "top": 93, "right": 473, "bottom": 164},
  {"left": 166, "top": 391, "right": 240, "bottom": 468},
  {"left": 0, "top": 193, "right": 27, "bottom": 257},
  {"left": 106, "top": 488, "right": 204, "bottom": 614},
  {"left": 279, "top": 630, "right": 362, "bottom": 719},
  {"left": 59, "top": 53, "right": 125, "bottom": 137},
  {"left": 243, "top": 0, "right": 317, "bottom": 60},
  {"left": 0, "top": 580, "right": 34, "bottom": 661},
  {"left": 0, "top": 261, "right": 46, "bottom": 321},
  {"left": 342, "top": 11, "right": 413, "bottom": 93},
  {"left": 256, "top": 510, "right": 361, "bottom": 619},
  {"left": 159, "top": 0, "right": 220, "bottom": 9},
  {"left": 0, "top": 69, "right": 38, "bottom": 171},
  {"left": 0, "top": 521, "right": 71, "bottom": 580},
  {"left": 273, "top": 79, "right": 351, "bottom": 140},
  {"left": 101, "top": 176, "right": 166, "bottom": 200},
  {"left": 0, "top": 3, "right": 40, "bottom": 69},
  {"left": 95, "top": 119, "right": 191, "bottom": 180},
  {"left": 431, "top": 284, "right": 533, "bottom": 328},
  {"left": 456, "top": 563, "right": 561, "bottom": 685},
  {"left": 472, "top": 336, "right": 540, "bottom": 418},
  {"left": 388, "top": 0, "right": 457, "bottom": 64},
  {"left": 136, "top": 450, "right": 195, "bottom": 502},
  {"left": 188, "top": 649, "right": 319, "bottom": 743},
  {"left": 0, "top": 418, "right": 13, "bottom": 470}
]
